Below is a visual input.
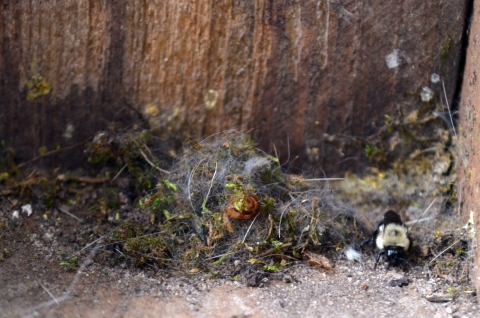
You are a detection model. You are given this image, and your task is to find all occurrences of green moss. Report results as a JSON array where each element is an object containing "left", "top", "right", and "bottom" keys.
[
  {"left": 140, "top": 180, "right": 179, "bottom": 223},
  {"left": 364, "top": 144, "right": 385, "bottom": 163},
  {"left": 260, "top": 197, "right": 275, "bottom": 215},
  {"left": 124, "top": 236, "right": 167, "bottom": 266},
  {"left": 120, "top": 221, "right": 139, "bottom": 240},
  {"left": 59, "top": 257, "right": 78, "bottom": 271}
]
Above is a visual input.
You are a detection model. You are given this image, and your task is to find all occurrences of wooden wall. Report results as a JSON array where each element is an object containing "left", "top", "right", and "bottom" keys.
[{"left": 0, "top": 1, "right": 467, "bottom": 174}]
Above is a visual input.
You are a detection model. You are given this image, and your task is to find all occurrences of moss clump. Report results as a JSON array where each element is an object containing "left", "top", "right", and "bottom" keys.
[
  {"left": 364, "top": 144, "right": 385, "bottom": 164},
  {"left": 124, "top": 236, "right": 167, "bottom": 267},
  {"left": 86, "top": 126, "right": 167, "bottom": 191}
]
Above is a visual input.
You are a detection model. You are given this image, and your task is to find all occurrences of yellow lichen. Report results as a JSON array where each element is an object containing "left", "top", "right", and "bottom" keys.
[{"left": 25, "top": 59, "right": 51, "bottom": 100}]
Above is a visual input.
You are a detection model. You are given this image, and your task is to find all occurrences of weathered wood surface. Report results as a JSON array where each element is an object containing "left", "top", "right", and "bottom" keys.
[
  {"left": 0, "top": 1, "right": 468, "bottom": 173},
  {"left": 458, "top": 0, "right": 480, "bottom": 298}
]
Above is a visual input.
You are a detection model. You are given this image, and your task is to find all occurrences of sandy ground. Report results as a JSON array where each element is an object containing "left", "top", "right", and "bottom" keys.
[{"left": 1, "top": 221, "right": 477, "bottom": 318}]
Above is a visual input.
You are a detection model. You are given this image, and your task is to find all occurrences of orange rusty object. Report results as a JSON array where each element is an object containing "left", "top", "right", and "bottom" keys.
[{"left": 225, "top": 194, "right": 259, "bottom": 220}]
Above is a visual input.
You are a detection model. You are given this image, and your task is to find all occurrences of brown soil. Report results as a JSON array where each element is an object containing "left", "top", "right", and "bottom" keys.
[{"left": 1, "top": 211, "right": 477, "bottom": 318}]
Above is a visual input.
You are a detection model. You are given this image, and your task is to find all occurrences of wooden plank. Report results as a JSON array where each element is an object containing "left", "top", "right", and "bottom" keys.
[
  {"left": 0, "top": 1, "right": 468, "bottom": 173},
  {"left": 458, "top": 0, "right": 480, "bottom": 298}
]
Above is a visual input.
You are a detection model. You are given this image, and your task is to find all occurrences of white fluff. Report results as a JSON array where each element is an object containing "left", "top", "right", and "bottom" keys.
[
  {"left": 21, "top": 204, "right": 33, "bottom": 216},
  {"left": 12, "top": 210, "right": 19, "bottom": 219},
  {"left": 345, "top": 246, "right": 363, "bottom": 263},
  {"left": 385, "top": 50, "right": 400, "bottom": 69}
]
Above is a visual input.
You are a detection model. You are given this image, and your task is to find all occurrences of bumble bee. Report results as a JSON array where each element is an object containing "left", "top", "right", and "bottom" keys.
[{"left": 363, "top": 210, "right": 412, "bottom": 269}]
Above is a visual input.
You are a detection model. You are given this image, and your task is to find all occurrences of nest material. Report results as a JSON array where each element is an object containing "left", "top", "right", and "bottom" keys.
[{"left": 109, "top": 131, "right": 369, "bottom": 273}]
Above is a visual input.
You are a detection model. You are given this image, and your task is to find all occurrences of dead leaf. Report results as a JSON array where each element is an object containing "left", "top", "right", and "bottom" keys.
[
  {"left": 304, "top": 251, "right": 332, "bottom": 270},
  {"left": 189, "top": 268, "right": 202, "bottom": 274},
  {"left": 223, "top": 212, "right": 234, "bottom": 233},
  {"left": 438, "top": 274, "right": 454, "bottom": 282}
]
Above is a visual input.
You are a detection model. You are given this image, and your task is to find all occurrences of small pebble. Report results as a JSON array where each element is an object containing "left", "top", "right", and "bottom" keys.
[{"left": 282, "top": 275, "right": 293, "bottom": 283}]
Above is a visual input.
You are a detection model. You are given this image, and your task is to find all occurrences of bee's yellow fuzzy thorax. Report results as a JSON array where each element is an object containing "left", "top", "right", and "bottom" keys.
[{"left": 376, "top": 223, "right": 410, "bottom": 250}]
